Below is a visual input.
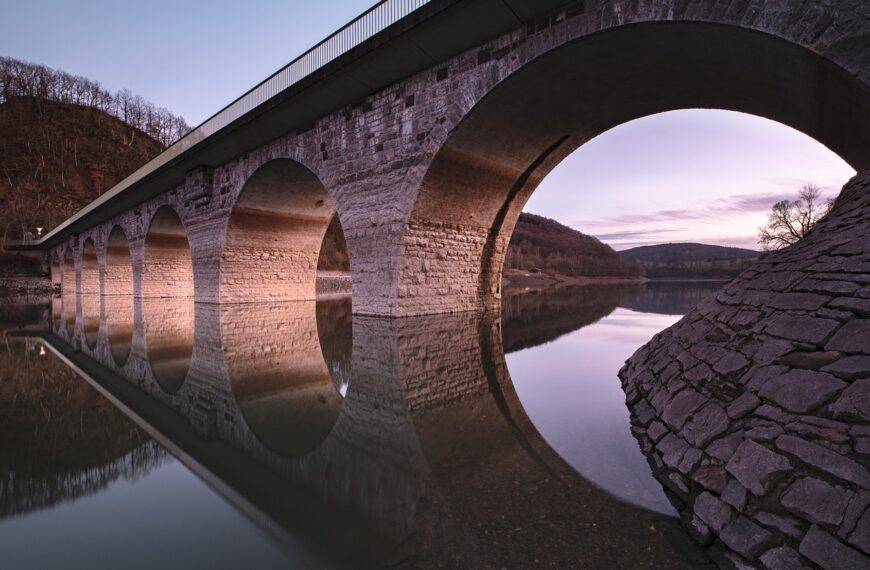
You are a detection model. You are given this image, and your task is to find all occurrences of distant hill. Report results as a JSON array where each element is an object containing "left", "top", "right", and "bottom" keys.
[
  {"left": 505, "top": 213, "right": 644, "bottom": 278},
  {"left": 0, "top": 96, "right": 165, "bottom": 242},
  {"left": 619, "top": 242, "right": 758, "bottom": 280}
]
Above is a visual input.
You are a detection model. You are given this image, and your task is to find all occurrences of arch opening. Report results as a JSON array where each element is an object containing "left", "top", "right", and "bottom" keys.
[
  {"left": 225, "top": 297, "right": 350, "bottom": 458},
  {"left": 402, "top": 21, "right": 870, "bottom": 316},
  {"left": 62, "top": 249, "right": 76, "bottom": 298},
  {"left": 80, "top": 238, "right": 100, "bottom": 295},
  {"left": 50, "top": 252, "right": 61, "bottom": 291},
  {"left": 104, "top": 225, "right": 134, "bottom": 296},
  {"left": 220, "top": 158, "right": 342, "bottom": 303},
  {"left": 142, "top": 205, "right": 194, "bottom": 298}
]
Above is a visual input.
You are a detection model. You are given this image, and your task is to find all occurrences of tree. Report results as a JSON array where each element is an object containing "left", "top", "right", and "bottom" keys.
[{"left": 758, "top": 183, "right": 833, "bottom": 250}]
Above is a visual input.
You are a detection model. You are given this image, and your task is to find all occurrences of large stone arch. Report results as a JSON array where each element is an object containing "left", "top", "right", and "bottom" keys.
[
  {"left": 62, "top": 247, "right": 76, "bottom": 299},
  {"left": 219, "top": 158, "right": 340, "bottom": 303},
  {"left": 142, "top": 205, "right": 194, "bottom": 298},
  {"left": 396, "top": 19, "right": 870, "bottom": 316}
]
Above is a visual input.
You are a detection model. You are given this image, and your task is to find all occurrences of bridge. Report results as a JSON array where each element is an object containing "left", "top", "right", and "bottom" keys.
[{"left": 17, "top": 0, "right": 870, "bottom": 567}]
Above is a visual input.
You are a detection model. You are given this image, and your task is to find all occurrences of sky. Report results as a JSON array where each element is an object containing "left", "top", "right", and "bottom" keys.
[{"left": 3, "top": 1, "right": 856, "bottom": 251}]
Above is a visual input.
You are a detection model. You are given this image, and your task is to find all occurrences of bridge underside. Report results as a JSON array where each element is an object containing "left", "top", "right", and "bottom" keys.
[{"left": 45, "top": 2, "right": 870, "bottom": 565}]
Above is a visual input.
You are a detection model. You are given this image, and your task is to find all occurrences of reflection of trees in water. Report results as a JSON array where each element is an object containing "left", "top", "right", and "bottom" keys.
[
  {"left": 619, "top": 281, "right": 726, "bottom": 315},
  {"left": 502, "top": 284, "right": 643, "bottom": 353},
  {"left": 316, "top": 295, "right": 352, "bottom": 395},
  {"left": 0, "top": 336, "right": 169, "bottom": 518}
]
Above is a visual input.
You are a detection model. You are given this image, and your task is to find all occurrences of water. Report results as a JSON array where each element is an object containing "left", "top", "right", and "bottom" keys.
[{"left": 0, "top": 282, "right": 723, "bottom": 568}]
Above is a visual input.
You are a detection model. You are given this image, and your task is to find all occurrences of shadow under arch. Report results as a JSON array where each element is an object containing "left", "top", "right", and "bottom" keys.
[
  {"left": 61, "top": 249, "right": 76, "bottom": 334},
  {"left": 50, "top": 251, "right": 61, "bottom": 290},
  {"left": 104, "top": 225, "right": 135, "bottom": 366},
  {"left": 142, "top": 297, "right": 194, "bottom": 395},
  {"left": 142, "top": 205, "right": 194, "bottom": 298},
  {"left": 220, "top": 158, "right": 343, "bottom": 303},
  {"left": 80, "top": 237, "right": 99, "bottom": 295},
  {"left": 223, "top": 298, "right": 349, "bottom": 457},
  {"left": 401, "top": 20, "right": 870, "bottom": 315}
]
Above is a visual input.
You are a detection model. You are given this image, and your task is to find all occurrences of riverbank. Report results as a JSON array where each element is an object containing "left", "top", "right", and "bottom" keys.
[{"left": 502, "top": 269, "right": 646, "bottom": 292}]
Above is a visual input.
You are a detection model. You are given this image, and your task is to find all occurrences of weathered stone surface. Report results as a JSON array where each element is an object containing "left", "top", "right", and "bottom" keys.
[
  {"left": 765, "top": 314, "right": 840, "bottom": 345},
  {"left": 769, "top": 292, "right": 830, "bottom": 311},
  {"left": 695, "top": 491, "right": 732, "bottom": 531},
  {"left": 656, "top": 432, "right": 690, "bottom": 469},
  {"left": 707, "top": 431, "right": 746, "bottom": 462},
  {"left": 721, "top": 479, "right": 748, "bottom": 511},
  {"left": 693, "top": 465, "right": 728, "bottom": 493},
  {"left": 758, "top": 369, "right": 847, "bottom": 413},
  {"left": 800, "top": 525, "right": 870, "bottom": 570},
  {"left": 683, "top": 403, "right": 729, "bottom": 447},
  {"left": 755, "top": 511, "right": 805, "bottom": 539},
  {"left": 759, "top": 546, "right": 810, "bottom": 570},
  {"left": 829, "top": 378, "right": 870, "bottom": 422},
  {"left": 661, "top": 388, "right": 706, "bottom": 430},
  {"left": 826, "top": 320, "right": 870, "bottom": 353},
  {"left": 727, "top": 392, "right": 760, "bottom": 419},
  {"left": 849, "top": 509, "right": 870, "bottom": 555},
  {"left": 782, "top": 477, "right": 853, "bottom": 526},
  {"left": 646, "top": 420, "right": 668, "bottom": 443},
  {"left": 719, "top": 516, "right": 773, "bottom": 560},
  {"left": 777, "top": 350, "right": 842, "bottom": 370},
  {"left": 822, "top": 355, "right": 870, "bottom": 380},
  {"left": 776, "top": 435, "right": 870, "bottom": 488},
  {"left": 726, "top": 439, "right": 792, "bottom": 496}
]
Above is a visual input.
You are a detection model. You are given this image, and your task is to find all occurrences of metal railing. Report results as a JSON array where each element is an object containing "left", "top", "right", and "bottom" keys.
[{"left": 41, "top": 0, "right": 431, "bottom": 244}]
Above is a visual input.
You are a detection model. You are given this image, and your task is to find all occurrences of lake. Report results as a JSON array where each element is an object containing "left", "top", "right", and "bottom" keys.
[{"left": 0, "top": 281, "right": 724, "bottom": 568}]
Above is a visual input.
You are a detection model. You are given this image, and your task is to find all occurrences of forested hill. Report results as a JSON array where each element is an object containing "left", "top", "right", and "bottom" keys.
[
  {"left": 505, "top": 213, "right": 644, "bottom": 278},
  {"left": 619, "top": 242, "right": 759, "bottom": 279},
  {"left": 0, "top": 56, "right": 188, "bottom": 243}
]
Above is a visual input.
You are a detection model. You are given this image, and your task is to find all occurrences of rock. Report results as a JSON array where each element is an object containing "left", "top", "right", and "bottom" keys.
[
  {"left": 828, "top": 297, "right": 870, "bottom": 317},
  {"left": 678, "top": 446, "right": 703, "bottom": 475},
  {"left": 683, "top": 403, "right": 730, "bottom": 447},
  {"left": 656, "top": 432, "right": 690, "bottom": 469},
  {"left": 857, "top": 438, "right": 870, "bottom": 455},
  {"left": 765, "top": 314, "right": 840, "bottom": 344},
  {"left": 799, "top": 525, "right": 870, "bottom": 570},
  {"left": 719, "top": 516, "right": 773, "bottom": 560},
  {"left": 841, "top": 492, "right": 870, "bottom": 538},
  {"left": 769, "top": 292, "right": 830, "bottom": 310},
  {"left": 822, "top": 355, "right": 870, "bottom": 380},
  {"left": 726, "top": 439, "right": 792, "bottom": 497},
  {"left": 754, "top": 339, "right": 795, "bottom": 366},
  {"left": 694, "top": 491, "right": 732, "bottom": 531},
  {"left": 777, "top": 350, "right": 842, "bottom": 370},
  {"left": 707, "top": 431, "right": 746, "bottom": 462},
  {"left": 826, "top": 319, "right": 870, "bottom": 353},
  {"left": 759, "top": 546, "right": 811, "bottom": 569},
  {"left": 647, "top": 420, "right": 668, "bottom": 443},
  {"left": 746, "top": 424, "right": 785, "bottom": 442},
  {"left": 721, "top": 479, "right": 748, "bottom": 511},
  {"left": 728, "top": 392, "right": 760, "bottom": 419},
  {"left": 633, "top": 398, "right": 656, "bottom": 425},
  {"left": 776, "top": 435, "right": 870, "bottom": 488},
  {"left": 754, "top": 404, "right": 786, "bottom": 422},
  {"left": 661, "top": 388, "right": 706, "bottom": 430},
  {"left": 758, "top": 369, "right": 847, "bottom": 413},
  {"left": 715, "top": 351, "right": 750, "bottom": 375},
  {"left": 685, "top": 513, "right": 715, "bottom": 546},
  {"left": 782, "top": 477, "right": 853, "bottom": 526},
  {"left": 693, "top": 465, "right": 729, "bottom": 493},
  {"left": 829, "top": 378, "right": 870, "bottom": 422},
  {"left": 755, "top": 511, "right": 805, "bottom": 539},
  {"left": 849, "top": 508, "right": 870, "bottom": 555}
]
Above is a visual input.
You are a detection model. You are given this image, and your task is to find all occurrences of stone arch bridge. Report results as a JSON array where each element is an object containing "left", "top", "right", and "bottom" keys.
[{"left": 19, "top": 0, "right": 870, "bottom": 567}]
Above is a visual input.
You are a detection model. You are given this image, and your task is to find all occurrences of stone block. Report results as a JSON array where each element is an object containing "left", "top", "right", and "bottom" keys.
[
  {"left": 726, "top": 439, "right": 792, "bottom": 496},
  {"left": 829, "top": 378, "right": 870, "bottom": 422},
  {"left": 684, "top": 403, "right": 730, "bottom": 447},
  {"left": 694, "top": 491, "right": 732, "bottom": 531},
  {"left": 782, "top": 477, "right": 853, "bottom": 526},
  {"left": 849, "top": 508, "right": 870, "bottom": 555},
  {"left": 758, "top": 369, "right": 847, "bottom": 413},
  {"left": 822, "top": 355, "right": 870, "bottom": 379},
  {"left": 776, "top": 435, "right": 870, "bottom": 488},
  {"left": 826, "top": 320, "right": 870, "bottom": 353},
  {"left": 755, "top": 511, "right": 805, "bottom": 539},
  {"left": 719, "top": 516, "right": 773, "bottom": 560},
  {"left": 799, "top": 525, "right": 870, "bottom": 570},
  {"left": 661, "top": 388, "right": 706, "bottom": 430},
  {"left": 728, "top": 391, "right": 760, "bottom": 419},
  {"left": 765, "top": 314, "right": 839, "bottom": 344},
  {"left": 721, "top": 479, "right": 748, "bottom": 511}
]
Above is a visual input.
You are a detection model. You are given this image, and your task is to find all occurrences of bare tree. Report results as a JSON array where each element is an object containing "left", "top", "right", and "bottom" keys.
[{"left": 758, "top": 183, "right": 833, "bottom": 250}]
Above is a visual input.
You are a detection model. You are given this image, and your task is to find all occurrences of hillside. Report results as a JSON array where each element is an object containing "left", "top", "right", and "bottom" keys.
[
  {"left": 505, "top": 213, "right": 644, "bottom": 279},
  {"left": 0, "top": 96, "right": 164, "bottom": 242},
  {"left": 619, "top": 242, "right": 758, "bottom": 280}
]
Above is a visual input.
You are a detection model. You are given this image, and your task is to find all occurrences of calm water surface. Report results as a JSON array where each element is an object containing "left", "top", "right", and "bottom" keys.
[{"left": 0, "top": 282, "right": 723, "bottom": 568}]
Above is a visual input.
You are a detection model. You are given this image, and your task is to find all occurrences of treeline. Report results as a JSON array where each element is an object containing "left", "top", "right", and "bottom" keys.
[
  {"left": 505, "top": 213, "right": 644, "bottom": 278},
  {"left": 0, "top": 56, "right": 189, "bottom": 146}
]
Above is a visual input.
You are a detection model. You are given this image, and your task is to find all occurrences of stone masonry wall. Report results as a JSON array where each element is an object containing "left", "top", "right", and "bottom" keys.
[{"left": 619, "top": 170, "right": 870, "bottom": 569}]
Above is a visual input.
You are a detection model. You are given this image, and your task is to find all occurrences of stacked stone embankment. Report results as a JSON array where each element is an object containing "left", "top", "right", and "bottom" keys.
[{"left": 619, "top": 170, "right": 870, "bottom": 569}]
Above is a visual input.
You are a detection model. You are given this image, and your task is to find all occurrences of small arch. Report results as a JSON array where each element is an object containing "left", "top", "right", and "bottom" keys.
[
  {"left": 62, "top": 248, "right": 76, "bottom": 298},
  {"left": 220, "top": 158, "right": 341, "bottom": 303},
  {"left": 142, "top": 298, "right": 194, "bottom": 394},
  {"left": 104, "top": 225, "right": 134, "bottom": 296},
  {"left": 142, "top": 206, "right": 194, "bottom": 298},
  {"left": 80, "top": 238, "right": 100, "bottom": 295},
  {"left": 81, "top": 294, "right": 100, "bottom": 350}
]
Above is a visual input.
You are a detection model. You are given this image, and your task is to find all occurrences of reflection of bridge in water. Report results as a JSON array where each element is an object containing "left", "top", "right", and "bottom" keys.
[{"left": 36, "top": 292, "right": 709, "bottom": 568}]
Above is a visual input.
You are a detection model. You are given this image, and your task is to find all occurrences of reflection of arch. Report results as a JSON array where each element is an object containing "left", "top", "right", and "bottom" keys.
[
  {"left": 221, "top": 159, "right": 337, "bottom": 303},
  {"left": 81, "top": 295, "right": 100, "bottom": 350},
  {"left": 142, "top": 206, "right": 194, "bottom": 298},
  {"left": 80, "top": 238, "right": 100, "bottom": 294},
  {"left": 400, "top": 22, "right": 869, "bottom": 315},
  {"left": 142, "top": 298, "right": 194, "bottom": 394},
  {"left": 104, "top": 225, "right": 133, "bottom": 296},
  {"left": 50, "top": 251, "right": 61, "bottom": 290},
  {"left": 224, "top": 301, "right": 345, "bottom": 457},
  {"left": 105, "top": 295, "right": 134, "bottom": 367}
]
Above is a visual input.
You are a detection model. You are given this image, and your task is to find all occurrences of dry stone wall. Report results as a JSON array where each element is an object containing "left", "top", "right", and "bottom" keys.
[{"left": 619, "top": 170, "right": 870, "bottom": 569}]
